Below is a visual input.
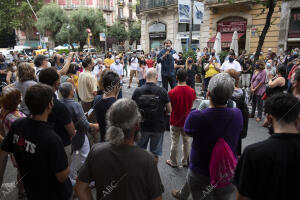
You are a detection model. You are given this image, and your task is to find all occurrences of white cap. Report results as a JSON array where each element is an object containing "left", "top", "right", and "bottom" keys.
[{"left": 268, "top": 48, "right": 272, "bottom": 51}]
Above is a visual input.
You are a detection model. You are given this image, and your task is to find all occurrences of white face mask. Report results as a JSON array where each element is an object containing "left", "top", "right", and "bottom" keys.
[
  {"left": 47, "top": 62, "right": 51, "bottom": 68},
  {"left": 13, "top": 66, "right": 17, "bottom": 71}
]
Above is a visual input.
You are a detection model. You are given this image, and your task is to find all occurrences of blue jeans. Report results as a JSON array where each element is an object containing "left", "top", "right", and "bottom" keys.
[{"left": 138, "top": 131, "right": 164, "bottom": 156}]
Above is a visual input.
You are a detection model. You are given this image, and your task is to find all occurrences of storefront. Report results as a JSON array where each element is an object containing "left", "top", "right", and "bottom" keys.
[
  {"left": 149, "top": 22, "right": 166, "bottom": 51},
  {"left": 287, "top": 8, "right": 300, "bottom": 51},
  {"left": 207, "top": 17, "right": 247, "bottom": 53}
]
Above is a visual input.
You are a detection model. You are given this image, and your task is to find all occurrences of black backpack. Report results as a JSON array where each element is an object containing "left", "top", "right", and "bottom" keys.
[
  {"left": 229, "top": 89, "right": 249, "bottom": 139},
  {"left": 137, "top": 90, "right": 160, "bottom": 123}
]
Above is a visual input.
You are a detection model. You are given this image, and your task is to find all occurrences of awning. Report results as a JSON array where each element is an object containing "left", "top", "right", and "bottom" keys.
[{"left": 207, "top": 33, "right": 245, "bottom": 48}]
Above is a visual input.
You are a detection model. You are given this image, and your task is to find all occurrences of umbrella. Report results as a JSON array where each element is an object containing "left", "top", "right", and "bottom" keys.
[
  {"left": 230, "top": 31, "right": 239, "bottom": 56},
  {"left": 174, "top": 34, "right": 183, "bottom": 53},
  {"left": 54, "top": 45, "right": 68, "bottom": 50},
  {"left": 213, "top": 32, "right": 222, "bottom": 55}
]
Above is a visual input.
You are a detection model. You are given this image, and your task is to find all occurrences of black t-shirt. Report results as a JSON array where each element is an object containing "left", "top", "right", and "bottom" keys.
[
  {"left": 132, "top": 82, "right": 170, "bottom": 133},
  {"left": 78, "top": 142, "right": 164, "bottom": 200},
  {"left": 186, "top": 64, "right": 198, "bottom": 88},
  {"left": 94, "top": 96, "right": 116, "bottom": 142},
  {"left": 233, "top": 133, "right": 300, "bottom": 200},
  {"left": 0, "top": 62, "right": 7, "bottom": 82},
  {"left": 48, "top": 94, "right": 72, "bottom": 146},
  {"left": 1, "top": 118, "right": 72, "bottom": 200},
  {"left": 201, "top": 58, "right": 209, "bottom": 76}
]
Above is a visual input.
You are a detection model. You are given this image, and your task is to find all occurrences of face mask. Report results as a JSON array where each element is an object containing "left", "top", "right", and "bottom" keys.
[
  {"left": 133, "top": 54, "right": 136, "bottom": 57},
  {"left": 255, "top": 64, "right": 260, "bottom": 69},
  {"left": 211, "top": 52, "right": 215, "bottom": 57},
  {"left": 72, "top": 69, "right": 77, "bottom": 75},
  {"left": 13, "top": 66, "right": 17, "bottom": 71},
  {"left": 266, "top": 63, "right": 271, "bottom": 68},
  {"left": 166, "top": 47, "right": 171, "bottom": 50},
  {"left": 108, "top": 55, "right": 112, "bottom": 58},
  {"left": 60, "top": 58, "right": 64, "bottom": 64},
  {"left": 93, "top": 55, "right": 97, "bottom": 59},
  {"left": 294, "top": 52, "right": 298, "bottom": 56},
  {"left": 47, "top": 62, "right": 51, "bottom": 68},
  {"left": 115, "top": 59, "right": 120, "bottom": 64},
  {"left": 19, "top": 57, "right": 24, "bottom": 61},
  {"left": 229, "top": 57, "right": 234, "bottom": 63},
  {"left": 188, "top": 60, "right": 193, "bottom": 64}
]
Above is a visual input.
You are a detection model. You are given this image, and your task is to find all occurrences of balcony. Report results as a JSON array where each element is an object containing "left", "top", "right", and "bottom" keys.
[
  {"left": 101, "top": 5, "right": 114, "bottom": 12},
  {"left": 118, "top": 0, "right": 126, "bottom": 6},
  {"left": 128, "top": 1, "right": 133, "bottom": 7},
  {"left": 138, "top": 0, "right": 178, "bottom": 12},
  {"left": 62, "top": 4, "right": 81, "bottom": 10},
  {"left": 118, "top": 15, "right": 127, "bottom": 21},
  {"left": 205, "top": 0, "right": 253, "bottom": 10}
]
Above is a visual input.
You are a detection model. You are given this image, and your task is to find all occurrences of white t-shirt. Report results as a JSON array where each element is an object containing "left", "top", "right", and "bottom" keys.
[
  {"left": 221, "top": 60, "right": 242, "bottom": 72},
  {"left": 156, "top": 63, "right": 162, "bottom": 82},
  {"left": 92, "top": 64, "right": 105, "bottom": 80},
  {"left": 110, "top": 63, "right": 123, "bottom": 83},
  {"left": 130, "top": 57, "right": 139, "bottom": 70}
]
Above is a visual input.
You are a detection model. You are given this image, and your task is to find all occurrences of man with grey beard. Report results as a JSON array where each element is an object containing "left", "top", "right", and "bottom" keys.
[{"left": 75, "top": 99, "right": 164, "bottom": 200}]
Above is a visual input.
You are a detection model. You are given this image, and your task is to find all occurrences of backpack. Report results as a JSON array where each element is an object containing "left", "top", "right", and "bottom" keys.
[
  {"left": 209, "top": 138, "right": 237, "bottom": 189},
  {"left": 136, "top": 90, "right": 159, "bottom": 123},
  {"left": 230, "top": 89, "right": 249, "bottom": 139}
]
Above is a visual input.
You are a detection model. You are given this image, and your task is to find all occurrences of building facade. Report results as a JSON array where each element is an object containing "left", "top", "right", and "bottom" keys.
[
  {"left": 204, "top": 0, "right": 282, "bottom": 55},
  {"left": 138, "top": 0, "right": 209, "bottom": 53},
  {"left": 278, "top": 0, "right": 300, "bottom": 53}
]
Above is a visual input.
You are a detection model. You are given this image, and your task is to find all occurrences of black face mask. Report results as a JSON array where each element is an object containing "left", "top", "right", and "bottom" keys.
[
  {"left": 108, "top": 55, "right": 112, "bottom": 58},
  {"left": 211, "top": 52, "right": 215, "bottom": 57},
  {"left": 0, "top": 58, "right": 4, "bottom": 62},
  {"left": 188, "top": 60, "right": 193, "bottom": 64}
]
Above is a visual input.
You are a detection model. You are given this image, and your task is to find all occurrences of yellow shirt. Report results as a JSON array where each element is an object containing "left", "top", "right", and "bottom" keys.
[
  {"left": 205, "top": 64, "right": 219, "bottom": 78},
  {"left": 78, "top": 70, "right": 98, "bottom": 102},
  {"left": 104, "top": 58, "right": 114, "bottom": 68}
]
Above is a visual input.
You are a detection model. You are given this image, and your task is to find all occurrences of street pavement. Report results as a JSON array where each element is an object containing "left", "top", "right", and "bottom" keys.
[{"left": 0, "top": 76, "right": 269, "bottom": 200}]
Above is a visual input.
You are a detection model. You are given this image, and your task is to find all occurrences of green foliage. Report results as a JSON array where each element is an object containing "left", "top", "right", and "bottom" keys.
[
  {"left": 219, "top": 50, "right": 229, "bottom": 64},
  {"left": 36, "top": 4, "right": 68, "bottom": 39},
  {"left": 37, "top": 5, "right": 105, "bottom": 50},
  {"left": 129, "top": 21, "right": 141, "bottom": 43},
  {"left": 67, "top": 8, "right": 106, "bottom": 50},
  {"left": 57, "top": 49, "right": 70, "bottom": 55},
  {"left": 107, "top": 21, "right": 128, "bottom": 44},
  {"left": 0, "top": 0, "right": 43, "bottom": 32},
  {"left": 183, "top": 48, "right": 197, "bottom": 63}
]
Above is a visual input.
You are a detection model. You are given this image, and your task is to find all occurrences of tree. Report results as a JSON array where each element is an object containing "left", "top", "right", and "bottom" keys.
[
  {"left": 66, "top": 8, "right": 106, "bottom": 51},
  {"left": 129, "top": 21, "right": 141, "bottom": 44},
  {"left": 220, "top": 0, "right": 277, "bottom": 64},
  {"left": 0, "top": 0, "right": 43, "bottom": 33},
  {"left": 107, "top": 21, "right": 128, "bottom": 45},
  {"left": 36, "top": 3, "right": 68, "bottom": 42}
]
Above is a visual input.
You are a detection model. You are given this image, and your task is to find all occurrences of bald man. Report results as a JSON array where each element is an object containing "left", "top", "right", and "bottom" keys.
[{"left": 132, "top": 68, "right": 172, "bottom": 163}]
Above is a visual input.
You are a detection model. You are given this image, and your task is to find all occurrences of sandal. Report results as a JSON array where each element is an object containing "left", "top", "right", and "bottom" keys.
[{"left": 166, "top": 160, "right": 178, "bottom": 168}]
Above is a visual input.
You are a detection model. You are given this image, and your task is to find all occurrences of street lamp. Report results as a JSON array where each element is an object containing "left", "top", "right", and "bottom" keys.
[{"left": 66, "top": 25, "right": 71, "bottom": 51}]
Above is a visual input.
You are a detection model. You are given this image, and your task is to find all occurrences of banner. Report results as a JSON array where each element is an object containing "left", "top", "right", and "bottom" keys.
[
  {"left": 99, "top": 33, "right": 106, "bottom": 41},
  {"left": 193, "top": 2, "right": 204, "bottom": 25},
  {"left": 178, "top": 0, "right": 191, "bottom": 24}
]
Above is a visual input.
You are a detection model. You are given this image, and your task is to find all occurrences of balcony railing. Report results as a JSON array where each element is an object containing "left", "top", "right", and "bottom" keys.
[
  {"left": 102, "top": 5, "right": 114, "bottom": 12},
  {"left": 138, "top": 0, "right": 178, "bottom": 12},
  {"left": 118, "top": 15, "right": 127, "bottom": 21},
  {"left": 205, "top": 0, "right": 253, "bottom": 8}
]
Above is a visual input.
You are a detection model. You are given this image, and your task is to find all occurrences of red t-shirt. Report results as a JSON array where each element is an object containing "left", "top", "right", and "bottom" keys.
[
  {"left": 168, "top": 85, "right": 196, "bottom": 127},
  {"left": 146, "top": 59, "right": 154, "bottom": 68}
]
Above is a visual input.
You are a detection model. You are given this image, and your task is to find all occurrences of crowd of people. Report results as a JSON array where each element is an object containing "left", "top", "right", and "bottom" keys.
[{"left": 0, "top": 41, "right": 299, "bottom": 200}]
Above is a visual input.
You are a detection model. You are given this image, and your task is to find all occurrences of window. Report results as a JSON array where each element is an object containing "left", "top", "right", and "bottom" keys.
[
  {"left": 106, "top": 0, "right": 110, "bottom": 7},
  {"left": 289, "top": 8, "right": 300, "bottom": 38},
  {"left": 107, "top": 14, "right": 112, "bottom": 25},
  {"left": 129, "top": 8, "right": 133, "bottom": 19},
  {"left": 81, "top": 0, "right": 85, "bottom": 5},
  {"left": 119, "top": 8, "right": 123, "bottom": 17}
]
